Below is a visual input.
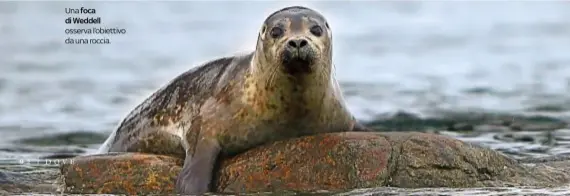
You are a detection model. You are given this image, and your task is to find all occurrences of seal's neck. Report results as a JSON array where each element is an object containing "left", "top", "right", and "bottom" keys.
[{"left": 242, "top": 55, "right": 335, "bottom": 116}]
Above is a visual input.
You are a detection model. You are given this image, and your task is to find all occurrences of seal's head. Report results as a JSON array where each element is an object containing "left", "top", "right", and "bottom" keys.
[
  {"left": 245, "top": 6, "right": 336, "bottom": 114},
  {"left": 255, "top": 6, "right": 332, "bottom": 76}
]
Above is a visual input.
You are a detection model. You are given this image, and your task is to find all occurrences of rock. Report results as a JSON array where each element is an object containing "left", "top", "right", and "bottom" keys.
[
  {"left": 448, "top": 123, "right": 474, "bottom": 131},
  {"left": 15, "top": 131, "right": 108, "bottom": 146},
  {"left": 511, "top": 122, "right": 567, "bottom": 132},
  {"left": 493, "top": 132, "right": 546, "bottom": 143},
  {"left": 41, "top": 153, "right": 79, "bottom": 159},
  {"left": 0, "top": 170, "right": 33, "bottom": 193},
  {"left": 474, "top": 125, "right": 511, "bottom": 133},
  {"left": 59, "top": 153, "right": 182, "bottom": 194},
  {"left": 372, "top": 132, "right": 565, "bottom": 188},
  {"left": 552, "top": 129, "right": 570, "bottom": 141},
  {"left": 364, "top": 111, "right": 568, "bottom": 133},
  {"left": 0, "top": 170, "right": 11, "bottom": 183},
  {"left": 365, "top": 111, "right": 459, "bottom": 132},
  {"left": 59, "top": 132, "right": 570, "bottom": 194},
  {"left": 214, "top": 132, "right": 392, "bottom": 193},
  {"left": 526, "top": 104, "right": 570, "bottom": 112},
  {"left": 0, "top": 169, "right": 58, "bottom": 194}
]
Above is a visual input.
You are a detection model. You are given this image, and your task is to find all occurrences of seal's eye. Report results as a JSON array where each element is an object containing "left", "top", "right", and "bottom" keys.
[
  {"left": 270, "top": 27, "right": 283, "bottom": 38},
  {"left": 310, "top": 25, "right": 323, "bottom": 37},
  {"left": 261, "top": 25, "right": 266, "bottom": 34},
  {"left": 325, "top": 22, "right": 330, "bottom": 29}
]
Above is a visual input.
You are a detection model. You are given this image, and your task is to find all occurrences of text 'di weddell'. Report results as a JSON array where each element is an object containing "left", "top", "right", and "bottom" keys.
[{"left": 64, "top": 7, "right": 127, "bottom": 45}]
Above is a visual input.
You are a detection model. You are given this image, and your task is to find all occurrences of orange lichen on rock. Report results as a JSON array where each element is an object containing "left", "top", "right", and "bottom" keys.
[
  {"left": 59, "top": 132, "right": 570, "bottom": 194},
  {"left": 213, "top": 132, "right": 390, "bottom": 193},
  {"left": 60, "top": 153, "right": 182, "bottom": 194}
]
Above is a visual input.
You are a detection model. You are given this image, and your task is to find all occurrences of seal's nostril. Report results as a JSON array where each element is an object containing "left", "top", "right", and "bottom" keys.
[
  {"left": 299, "top": 40, "right": 307, "bottom": 48},
  {"left": 288, "top": 39, "right": 308, "bottom": 49},
  {"left": 288, "top": 40, "right": 297, "bottom": 48}
]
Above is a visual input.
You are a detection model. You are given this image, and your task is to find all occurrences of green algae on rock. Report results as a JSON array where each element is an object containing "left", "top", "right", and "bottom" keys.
[{"left": 59, "top": 132, "right": 570, "bottom": 194}]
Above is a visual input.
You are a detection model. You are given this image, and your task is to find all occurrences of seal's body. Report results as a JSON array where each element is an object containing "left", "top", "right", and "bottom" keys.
[{"left": 98, "top": 6, "right": 372, "bottom": 195}]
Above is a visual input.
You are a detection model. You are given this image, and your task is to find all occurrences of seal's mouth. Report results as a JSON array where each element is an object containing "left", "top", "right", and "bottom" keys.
[{"left": 282, "top": 50, "right": 312, "bottom": 75}]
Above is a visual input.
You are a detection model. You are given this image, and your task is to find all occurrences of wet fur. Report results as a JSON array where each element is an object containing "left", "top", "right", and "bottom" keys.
[{"left": 98, "top": 6, "right": 371, "bottom": 195}]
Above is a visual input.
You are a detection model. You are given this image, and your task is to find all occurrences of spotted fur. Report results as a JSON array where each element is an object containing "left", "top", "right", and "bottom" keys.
[{"left": 97, "top": 6, "right": 371, "bottom": 195}]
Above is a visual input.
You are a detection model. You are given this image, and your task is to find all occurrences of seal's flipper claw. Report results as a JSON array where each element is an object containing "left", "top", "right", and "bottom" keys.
[{"left": 175, "top": 139, "right": 221, "bottom": 195}]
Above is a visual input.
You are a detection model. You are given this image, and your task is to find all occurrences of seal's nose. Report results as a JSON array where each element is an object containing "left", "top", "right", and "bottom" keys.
[{"left": 287, "top": 38, "right": 308, "bottom": 49}]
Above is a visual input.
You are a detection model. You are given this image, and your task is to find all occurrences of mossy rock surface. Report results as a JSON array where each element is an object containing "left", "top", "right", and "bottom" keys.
[{"left": 59, "top": 132, "right": 570, "bottom": 194}]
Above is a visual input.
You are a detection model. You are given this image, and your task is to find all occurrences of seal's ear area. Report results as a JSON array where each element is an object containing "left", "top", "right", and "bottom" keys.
[
  {"left": 259, "top": 25, "right": 267, "bottom": 40},
  {"left": 261, "top": 25, "right": 267, "bottom": 34},
  {"left": 325, "top": 22, "right": 332, "bottom": 37}
]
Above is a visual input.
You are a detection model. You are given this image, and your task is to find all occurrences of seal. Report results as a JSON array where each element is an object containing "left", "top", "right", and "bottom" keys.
[{"left": 97, "top": 6, "right": 373, "bottom": 195}]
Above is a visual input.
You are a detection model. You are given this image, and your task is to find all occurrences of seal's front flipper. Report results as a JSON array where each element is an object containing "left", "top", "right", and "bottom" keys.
[{"left": 175, "top": 139, "right": 221, "bottom": 195}]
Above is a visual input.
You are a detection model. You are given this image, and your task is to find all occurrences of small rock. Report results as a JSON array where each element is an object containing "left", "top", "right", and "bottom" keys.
[
  {"left": 518, "top": 135, "right": 535, "bottom": 142},
  {"left": 516, "top": 123, "right": 567, "bottom": 132},
  {"left": 526, "top": 146, "right": 550, "bottom": 153},
  {"left": 0, "top": 169, "right": 57, "bottom": 193},
  {"left": 15, "top": 131, "right": 107, "bottom": 146},
  {"left": 552, "top": 129, "right": 570, "bottom": 141},
  {"left": 474, "top": 125, "right": 511, "bottom": 133},
  {"left": 41, "top": 153, "right": 78, "bottom": 159},
  {"left": 493, "top": 132, "right": 547, "bottom": 144},
  {"left": 0, "top": 170, "right": 12, "bottom": 184},
  {"left": 448, "top": 123, "right": 474, "bottom": 131},
  {"left": 527, "top": 104, "right": 568, "bottom": 112}
]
